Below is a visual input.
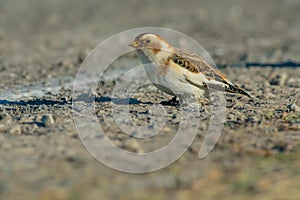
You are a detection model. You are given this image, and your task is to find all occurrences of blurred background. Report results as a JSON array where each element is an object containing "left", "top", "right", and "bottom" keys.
[{"left": 1, "top": 0, "right": 299, "bottom": 65}]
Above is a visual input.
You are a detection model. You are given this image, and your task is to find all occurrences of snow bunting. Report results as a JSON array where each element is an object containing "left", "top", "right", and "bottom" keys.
[{"left": 129, "top": 33, "right": 255, "bottom": 104}]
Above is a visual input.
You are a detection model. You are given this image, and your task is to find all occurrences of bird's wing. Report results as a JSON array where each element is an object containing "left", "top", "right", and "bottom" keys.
[{"left": 171, "top": 49, "right": 254, "bottom": 98}]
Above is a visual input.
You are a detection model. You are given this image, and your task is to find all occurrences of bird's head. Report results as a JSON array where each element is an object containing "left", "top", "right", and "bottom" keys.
[{"left": 129, "top": 33, "right": 173, "bottom": 54}]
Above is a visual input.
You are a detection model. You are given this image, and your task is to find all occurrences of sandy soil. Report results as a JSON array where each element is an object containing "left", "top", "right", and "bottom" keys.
[{"left": 0, "top": 0, "right": 300, "bottom": 199}]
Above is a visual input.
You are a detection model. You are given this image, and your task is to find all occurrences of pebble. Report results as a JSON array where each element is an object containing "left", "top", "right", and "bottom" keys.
[
  {"left": 41, "top": 114, "right": 55, "bottom": 127},
  {"left": 77, "top": 49, "right": 90, "bottom": 63},
  {"left": 0, "top": 113, "right": 12, "bottom": 124},
  {"left": 288, "top": 103, "right": 300, "bottom": 112},
  {"left": 9, "top": 125, "right": 22, "bottom": 135},
  {"left": 21, "top": 124, "right": 39, "bottom": 135},
  {"left": 61, "top": 96, "right": 69, "bottom": 102}
]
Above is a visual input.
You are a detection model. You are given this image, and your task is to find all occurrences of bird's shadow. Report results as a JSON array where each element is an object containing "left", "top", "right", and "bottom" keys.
[
  {"left": 0, "top": 99, "right": 67, "bottom": 106},
  {"left": 0, "top": 96, "right": 154, "bottom": 107},
  {"left": 95, "top": 96, "right": 153, "bottom": 105},
  {"left": 75, "top": 93, "right": 160, "bottom": 105},
  {"left": 95, "top": 96, "right": 179, "bottom": 106},
  {"left": 0, "top": 95, "right": 177, "bottom": 107}
]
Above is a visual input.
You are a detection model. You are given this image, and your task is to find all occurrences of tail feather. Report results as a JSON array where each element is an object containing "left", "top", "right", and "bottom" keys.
[
  {"left": 204, "top": 79, "right": 257, "bottom": 99},
  {"left": 225, "top": 83, "right": 256, "bottom": 99}
]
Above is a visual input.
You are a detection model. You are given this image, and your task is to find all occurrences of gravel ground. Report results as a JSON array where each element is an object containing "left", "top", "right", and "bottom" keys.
[{"left": 0, "top": 0, "right": 300, "bottom": 199}]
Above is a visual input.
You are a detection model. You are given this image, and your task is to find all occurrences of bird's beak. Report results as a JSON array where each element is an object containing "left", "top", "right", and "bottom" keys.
[{"left": 129, "top": 40, "right": 139, "bottom": 48}]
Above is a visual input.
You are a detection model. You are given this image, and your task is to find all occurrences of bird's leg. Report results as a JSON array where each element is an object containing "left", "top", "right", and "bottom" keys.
[
  {"left": 169, "top": 96, "right": 179, "bottom": 105},
  {"left": 198, "top": 98, "right": 211, "bottom": 106},
  {"left": 197, "top": 98, "right": 211, "bottom": 112}
]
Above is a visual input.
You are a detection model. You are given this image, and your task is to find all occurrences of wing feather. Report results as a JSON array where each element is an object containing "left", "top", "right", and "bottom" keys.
[{"left": 171, "top": 49, "right": 254, "bottom": 98}]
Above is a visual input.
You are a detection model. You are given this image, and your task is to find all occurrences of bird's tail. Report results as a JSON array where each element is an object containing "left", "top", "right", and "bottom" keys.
[{"left": 225, "top": 82, "right": 257, "bottom": 99}]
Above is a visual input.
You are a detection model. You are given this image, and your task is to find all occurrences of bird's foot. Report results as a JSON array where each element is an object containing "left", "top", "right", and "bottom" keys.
[{"left": 160, "top": 96, "right": 179, "bottom": 106}]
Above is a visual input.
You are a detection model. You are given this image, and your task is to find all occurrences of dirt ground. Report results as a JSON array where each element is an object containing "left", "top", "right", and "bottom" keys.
[{"left": 0, "top": 0, "right": 300, "bottom": 199}]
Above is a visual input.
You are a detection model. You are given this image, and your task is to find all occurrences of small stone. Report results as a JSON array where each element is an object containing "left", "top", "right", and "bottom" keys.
[
  {"left": 9, "top": 125, "right": 22, "bottom": 135},
  {"left": 21, "top": 124, "right": 38, "bottom": 135},
  {"left": 287, "top": 103, "right": 300, "bottom": 112},
  {"left": 0, "top": 113, "right": 12, "bottom": 124},
  {"left": 88, "top": 88, "right": 97, "bottom": 97},
  {"left": 0, "top": 124, "right": 5, "bottom": 131},
  {"left": 61, "top": 96, "right": 69, "bottom": 102},
  {"left": 77, "top": 49, "right": 90, "bottom": 63},
  {"left": 268, "top": 72, "right": 287, "bottom": 86},
  {"left": 279, "top": 73, "right": 287, "bottom": 86},
  {"left": 56, "top": 60, "right": 73, "bottom": 68},
  {"left": 41, "top": 114, "right": 55, "bottom": 127}
]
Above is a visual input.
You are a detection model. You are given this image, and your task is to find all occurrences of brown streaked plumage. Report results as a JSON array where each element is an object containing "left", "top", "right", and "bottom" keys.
[
  {"left": 129, "top": 33, "right": 255, "bottom": 101},
  {"left": 171, "top": 50, "right": 254, "bottom": 98}
]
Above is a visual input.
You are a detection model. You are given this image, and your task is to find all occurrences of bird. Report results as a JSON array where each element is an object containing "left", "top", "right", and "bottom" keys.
[{"left": 129, "top": 33, "right": 255, "bottom": 105}]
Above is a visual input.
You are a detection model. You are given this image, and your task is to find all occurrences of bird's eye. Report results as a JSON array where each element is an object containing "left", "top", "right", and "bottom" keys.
[{"left": 145, "top": 39, "right": 151, "bottom": 44}]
